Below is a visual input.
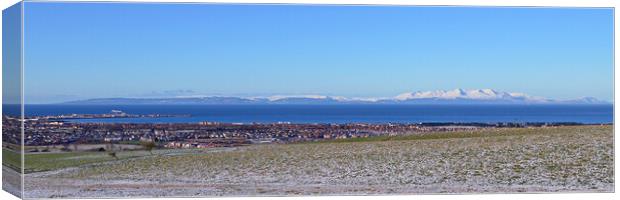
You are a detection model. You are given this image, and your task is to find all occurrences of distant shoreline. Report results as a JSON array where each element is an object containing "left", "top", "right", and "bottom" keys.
[
  {"left": 2, "top": 104, "right": 612, "bottom": 124},
  {"left": 60, "top": 120, "right": 613, "bottom": 126}
]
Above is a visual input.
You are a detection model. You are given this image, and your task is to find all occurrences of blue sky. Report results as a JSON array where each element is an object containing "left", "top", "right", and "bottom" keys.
[{"left": 22, "top": 2, "right": 613, "bottom": 103}]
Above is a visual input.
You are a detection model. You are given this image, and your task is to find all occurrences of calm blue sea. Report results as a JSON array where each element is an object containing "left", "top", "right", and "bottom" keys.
[{"left": 2, "top": 104, "right": 614, "bottom": 124}]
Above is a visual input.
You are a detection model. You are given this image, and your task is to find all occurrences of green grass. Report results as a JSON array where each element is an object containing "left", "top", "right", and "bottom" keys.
[
  {"left": 3, "top": 148, "right": 160, "bottom": 173},
  {"left": 26, "top": 152, "right": 118, "bottom": 173},
  {"left": 2, "top": 148, "right": 22, "bottom": 171},
  {"left": 4, "top": 148, "right": 210, "bottom": 173}
]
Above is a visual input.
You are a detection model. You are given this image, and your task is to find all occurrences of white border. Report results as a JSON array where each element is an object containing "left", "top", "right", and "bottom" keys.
[{"left": 0, "top": 1, "right": 617, "bottom": 200}]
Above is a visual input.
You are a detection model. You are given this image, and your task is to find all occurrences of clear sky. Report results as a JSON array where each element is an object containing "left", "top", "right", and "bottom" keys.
[{"left": 22, "top": 2, "right": 613, "bottom": 103}]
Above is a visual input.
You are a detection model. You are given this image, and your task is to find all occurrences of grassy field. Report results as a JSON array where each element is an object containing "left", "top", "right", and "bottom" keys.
[
  {"left": 2, "top": 148, "right": 22, "bottom": 172},
  {"left": 19, "top": 125, "right": 614, "bottom": 198},
  {"left": 3, "top": 147, "right": 199, "bottom": 173}
]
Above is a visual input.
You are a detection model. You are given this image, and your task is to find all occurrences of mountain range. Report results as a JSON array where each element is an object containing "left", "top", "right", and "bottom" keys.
[{"left": 62, "top": 89, "right": 609, "bottom": 105}]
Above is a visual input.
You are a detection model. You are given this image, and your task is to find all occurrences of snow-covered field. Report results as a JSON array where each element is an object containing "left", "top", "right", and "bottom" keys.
[{"left": 21, "top": 125, "right": 613, "bottom": 198}]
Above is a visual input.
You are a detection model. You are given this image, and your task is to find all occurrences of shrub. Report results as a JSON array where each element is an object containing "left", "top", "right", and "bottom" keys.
[{"left": 140, "top": 140, "right": 157, "bottom": 154}]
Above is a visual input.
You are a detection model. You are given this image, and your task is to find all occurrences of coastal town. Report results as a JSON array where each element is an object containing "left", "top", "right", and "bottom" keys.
[{"left": 2, "top": 111, "right": 590, "bottom": 150}]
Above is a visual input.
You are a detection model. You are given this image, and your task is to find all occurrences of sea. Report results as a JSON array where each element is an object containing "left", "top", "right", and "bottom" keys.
[{"left": 2, "top": 104, "right": 613, "bottom": 124}]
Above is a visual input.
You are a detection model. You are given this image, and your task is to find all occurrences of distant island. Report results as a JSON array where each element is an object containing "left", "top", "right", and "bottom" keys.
[{"left": 61, "top": 89, "right": 609, "bottom": 105}]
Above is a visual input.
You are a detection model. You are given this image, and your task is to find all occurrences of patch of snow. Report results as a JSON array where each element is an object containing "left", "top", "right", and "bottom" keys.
[{"left": 394, "top": 88, "right": 557, "bottom": 103}]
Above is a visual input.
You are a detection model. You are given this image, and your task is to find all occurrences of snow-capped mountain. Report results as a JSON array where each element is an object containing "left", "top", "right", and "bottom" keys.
[
  {"left": 62, "top": 89, "right": 609, "bottom": 105},
  {"left": 394, "top": 88, "right": 547, "bottom": 102}
]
